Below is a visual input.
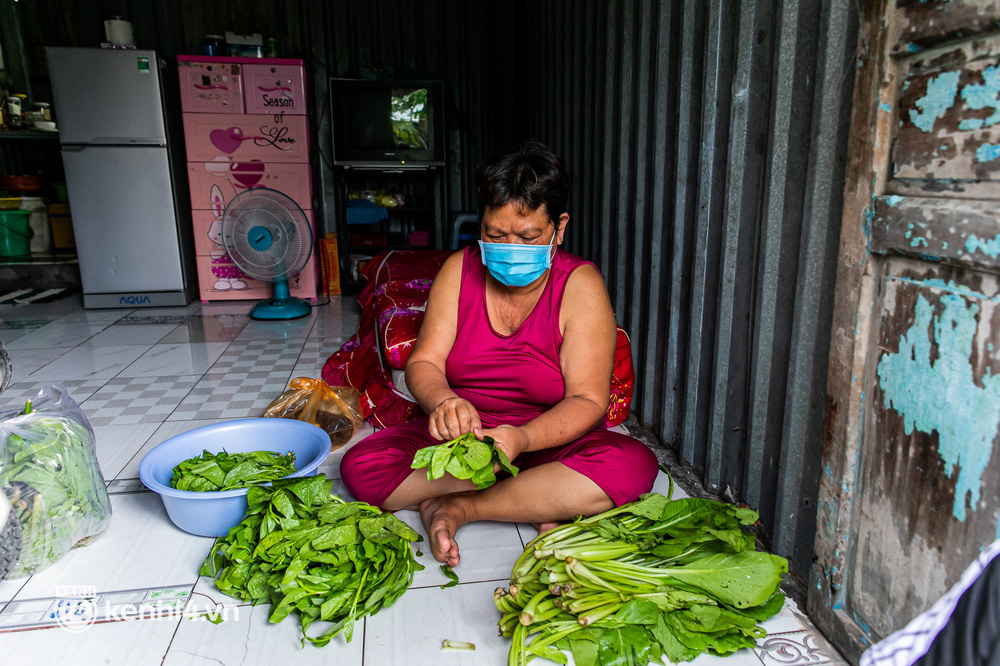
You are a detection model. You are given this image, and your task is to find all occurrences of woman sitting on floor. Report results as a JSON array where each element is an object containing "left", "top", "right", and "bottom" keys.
[{"left": 340, "top": 139, "right": 658, "bottom": 566}]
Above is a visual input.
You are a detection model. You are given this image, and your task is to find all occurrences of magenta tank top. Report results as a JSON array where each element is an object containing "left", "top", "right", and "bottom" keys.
[{"left": 445, "top": 245, "right": 596, "bottom": 429}]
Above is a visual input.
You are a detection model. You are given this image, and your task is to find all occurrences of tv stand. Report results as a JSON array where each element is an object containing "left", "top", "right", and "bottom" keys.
[{"left": 334, "top": 164, "right": 446, "bottom": 291}]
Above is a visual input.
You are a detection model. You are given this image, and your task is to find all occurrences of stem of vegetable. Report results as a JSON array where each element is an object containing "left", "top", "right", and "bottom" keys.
[
  {"left": 577, "top": 600, "right": 622, "bottom": 626},
  {"left": 498, "top": 611, "right": 521, "bottom": 637},
  {"left": 517, "top": 589, "right": 550, "bottom": 625}
]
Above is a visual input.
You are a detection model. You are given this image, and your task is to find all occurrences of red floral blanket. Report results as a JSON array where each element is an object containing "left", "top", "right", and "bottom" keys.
[{"left": 322, "top": 250, "right": 634, "bottom": 429}]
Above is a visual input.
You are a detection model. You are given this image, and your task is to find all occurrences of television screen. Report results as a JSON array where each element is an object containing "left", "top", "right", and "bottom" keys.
[
  {"left": 331, "top": 79, "right": 444, "bottom": 167},
  {"left": 347, "top": 87, "right": 429, "bottom": 151}
]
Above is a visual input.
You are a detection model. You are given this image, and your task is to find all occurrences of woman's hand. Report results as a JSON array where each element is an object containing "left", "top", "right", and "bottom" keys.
[
  {"left": 428, "top": 396, "right": 483, "bottom": 441},
  {"left": 481, "top": 424, "right": 530, "bottom": 467}
]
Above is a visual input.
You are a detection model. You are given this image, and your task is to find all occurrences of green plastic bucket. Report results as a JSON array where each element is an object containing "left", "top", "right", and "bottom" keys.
[{"left": 0, "top": 210, "right": 32, "bottom": 257}]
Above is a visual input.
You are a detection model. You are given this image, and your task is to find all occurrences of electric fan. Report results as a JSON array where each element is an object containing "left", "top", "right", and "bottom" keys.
[{"left": 221, "top": 187, "right": 313, "bottom": 320}]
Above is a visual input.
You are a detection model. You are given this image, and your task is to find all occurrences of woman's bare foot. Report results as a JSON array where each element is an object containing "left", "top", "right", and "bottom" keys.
[
  {"left": 419, "top": 494, "right": 472, "bottom": 567},
  {"left": 531, "top": 521, "right": 563, "bottom": 535}
]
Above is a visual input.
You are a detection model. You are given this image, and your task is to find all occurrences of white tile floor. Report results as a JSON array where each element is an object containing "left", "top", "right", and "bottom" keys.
[{"left": 0, "top": 293, "right": 840, "bottom": 665}]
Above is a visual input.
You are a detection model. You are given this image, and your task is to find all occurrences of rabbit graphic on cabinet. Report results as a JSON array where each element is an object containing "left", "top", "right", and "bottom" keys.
[{"left": 207, "top": 185, "right": 248, "bottom": 291}]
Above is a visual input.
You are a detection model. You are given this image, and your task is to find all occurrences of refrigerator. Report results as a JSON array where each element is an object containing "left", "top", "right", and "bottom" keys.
[{"left": 46, "top": 47, "right": 197, "bottom": 308}]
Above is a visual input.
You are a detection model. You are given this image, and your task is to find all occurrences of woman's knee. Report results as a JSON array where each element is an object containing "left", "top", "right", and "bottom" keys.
[{"left": 549, "top": 431, "right": 658, "bottom": 506}]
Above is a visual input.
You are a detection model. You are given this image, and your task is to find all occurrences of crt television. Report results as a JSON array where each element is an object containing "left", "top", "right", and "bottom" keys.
[{"left": 330, "top": 79, "right": 445, "bottom": 168}]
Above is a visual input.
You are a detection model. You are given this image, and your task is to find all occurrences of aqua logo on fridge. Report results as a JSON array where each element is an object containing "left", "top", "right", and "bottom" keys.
[{"left": 119, "top": 295, "right": 152, "bottom": 305}]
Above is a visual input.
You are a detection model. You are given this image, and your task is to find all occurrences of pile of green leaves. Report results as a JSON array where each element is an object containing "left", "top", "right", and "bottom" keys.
[
  {"left": 410, "top": 433, "right": 518, "bottom": 490},
  {"left": 1, "top": 414, "right": 112, "bottom": 577},
  {"left": 201, "top": 474, "right": 423, "bottom": 646},
  {"left": 171, "top": 449, "right": 296, "bottom": 492},
  {"left": 495, "top": 493, "right": 788, "bottom": 665}
]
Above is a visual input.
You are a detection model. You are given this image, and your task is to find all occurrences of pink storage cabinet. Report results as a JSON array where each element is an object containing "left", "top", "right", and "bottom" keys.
[
  {"left": 178, "top": 55, "right": 317, "bottom": 303},
  {"left": 186, "top": 161, "right": 312, "bottom": 213},
  {"left": 177, "top": 57, "right": 244, "bottom": 113},
  {"left": 242, "top": 63, "right": 308, "bottom": 115},
  {"left": 182, "top": 113, "right": 310, "bottom": 163}
]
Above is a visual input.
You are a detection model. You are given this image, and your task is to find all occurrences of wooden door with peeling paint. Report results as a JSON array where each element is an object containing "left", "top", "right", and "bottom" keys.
[{"left": 809, "top": 1, "right": 1000, "bottom": 662}]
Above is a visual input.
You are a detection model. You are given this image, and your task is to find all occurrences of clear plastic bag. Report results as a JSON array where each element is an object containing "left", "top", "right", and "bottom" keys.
[
  {"left": 263, "top": 378, "right": 361, "bottom": 450},
  {"left": 0, "top": 384, "right": 112, "bottom": 578}
]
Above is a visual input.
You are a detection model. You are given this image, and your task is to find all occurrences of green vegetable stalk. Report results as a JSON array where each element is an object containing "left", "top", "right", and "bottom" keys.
[
  {"left": 410, "top": 433, "right": 519, "bottom": 490},
  {"left": 494, "top": 493, "right": 788, "bottom": 665},
  {"left": 201, "top": 474, "right": 424, "bottom": 647},
  {"left": 171, "top": 449, "right": 297, "bottom": 492}
]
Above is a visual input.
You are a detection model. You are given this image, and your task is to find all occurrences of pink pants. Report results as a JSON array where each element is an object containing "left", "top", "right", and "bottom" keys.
[{"left": 340, "top": 417, "right": 659, "bottom": 508}]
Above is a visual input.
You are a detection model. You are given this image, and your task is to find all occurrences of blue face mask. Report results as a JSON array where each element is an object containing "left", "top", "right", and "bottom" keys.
[{"left": 479, "top": 232, "right": 557, "bottom": 287}]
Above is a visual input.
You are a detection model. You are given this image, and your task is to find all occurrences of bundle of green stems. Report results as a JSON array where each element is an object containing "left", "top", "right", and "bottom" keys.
[{"left": 493, "top": 494, "right": 787, "bottom": 666}]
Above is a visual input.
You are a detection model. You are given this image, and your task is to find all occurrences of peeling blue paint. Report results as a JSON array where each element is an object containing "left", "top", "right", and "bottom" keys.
[
  {"left": 910, "top": 71, "right": 960, "bottom": 132},
  {"left": 942, "top": 241, "right": 949, "bottom": 250},
  {"left": 911, "top": 237, "right": 929, "bottom": 248},
  {"left": 863, "top": 177, "right": 877, "bottom": 252},
  {"left": 965, "top": 234, "right": 1000, "bottom": 259},
  {"left": 853, "top": 612, "right": 872, "bottom": 636},
  {"left": 959, "top": 66, "right": 1000, "bottom": 130},
  {"left": 879, "top": 102, "right": 892, "bottom": 112},
  {"left": 919, "top": 253, "right": 941, "bottom": 261},
  {"left": 877, "top": 291, "right": 1000, "bottom": 521},
  {"left": 887, "top": 195, "right": 903, "bottom": 206},
  {"left": 907, "top": 43, "right": 921, "bottom": 53},
  {"left": 977, "top": 143, "right": 1000, "bottom": 162},
  {"left": 898, "top": 278, "right": 1000, "bottom": 303}
]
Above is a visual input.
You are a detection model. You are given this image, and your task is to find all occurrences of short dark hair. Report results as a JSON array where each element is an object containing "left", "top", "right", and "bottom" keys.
[{"left": 475, "top": 139, "right": 570, "bottom": 224}]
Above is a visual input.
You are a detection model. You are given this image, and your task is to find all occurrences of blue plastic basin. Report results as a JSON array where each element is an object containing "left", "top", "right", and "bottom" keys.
[{"left": 138, "top": 418, "right": 331, "bottom": 537}]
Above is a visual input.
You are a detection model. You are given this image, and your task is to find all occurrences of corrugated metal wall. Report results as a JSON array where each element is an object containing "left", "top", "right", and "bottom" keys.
[{"left": 526, "top": 0, "right": 859, "bottom": 578}]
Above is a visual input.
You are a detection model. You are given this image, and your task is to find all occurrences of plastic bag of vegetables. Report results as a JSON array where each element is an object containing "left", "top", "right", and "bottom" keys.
[{"left": 0, "top": 384, "right": 112, "bottom": 578}]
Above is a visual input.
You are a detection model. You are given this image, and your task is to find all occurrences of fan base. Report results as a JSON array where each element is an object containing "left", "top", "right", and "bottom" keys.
[{"left": 249, "top": 297, "right": 312, "bottom": 320}]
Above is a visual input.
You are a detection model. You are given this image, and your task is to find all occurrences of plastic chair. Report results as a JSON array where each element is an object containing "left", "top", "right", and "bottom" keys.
[{"left": 450, "top": 213, "right": 478, "bottom": 249}]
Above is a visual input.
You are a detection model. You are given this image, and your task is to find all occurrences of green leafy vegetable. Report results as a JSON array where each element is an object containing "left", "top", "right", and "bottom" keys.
[
  {"left": 171, "top": 449, "right": 297, "bottom": 492},
  {"left": 495, "top": 493, "right": 788, "bottom": 665},
  {"left": 0, "top": 415, "right": 112, "bottom": 577},
  {"left": 200, "top": 474, "right": 424, "bottom": 646},
  {"left": 440, "top": 564, "right": 459, "bottom": 589},
  {"left": 411, "top": 433, "right": 518, "bottom": 490}
]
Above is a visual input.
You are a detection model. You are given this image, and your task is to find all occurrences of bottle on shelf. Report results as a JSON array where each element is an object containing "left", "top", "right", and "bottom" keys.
[{"left": 265, "top": 27, "right": 278, "bottom": 58}]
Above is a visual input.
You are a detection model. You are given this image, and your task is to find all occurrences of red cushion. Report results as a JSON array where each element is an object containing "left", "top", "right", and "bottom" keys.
[{"left": 604, "top": 327, "right": 634, "bottom": 427}]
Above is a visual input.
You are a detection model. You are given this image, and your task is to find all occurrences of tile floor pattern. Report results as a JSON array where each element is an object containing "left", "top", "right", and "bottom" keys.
[{"left": 0, "top": 294, "right": 843, "bottom": 665}]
